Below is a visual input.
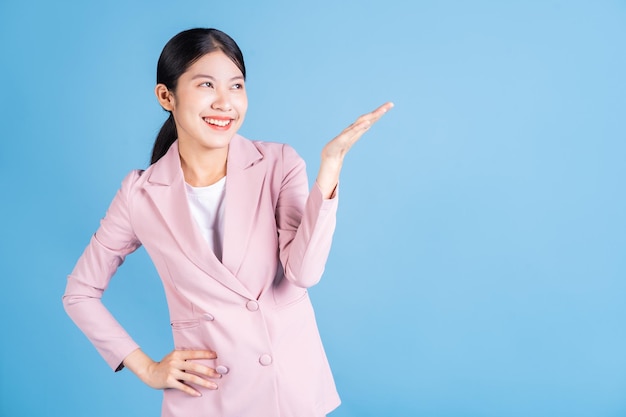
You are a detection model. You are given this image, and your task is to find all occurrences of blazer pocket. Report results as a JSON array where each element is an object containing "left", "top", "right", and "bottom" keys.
[
  {"left": 170, "top": 319, "right": 200, "bottom": 330},
  {"left": 170, "top": 319, "right": 207, "bottom": 350}
]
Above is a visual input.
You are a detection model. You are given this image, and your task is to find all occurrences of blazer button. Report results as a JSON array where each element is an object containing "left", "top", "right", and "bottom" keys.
[
  {"left": 216, "top": 365, "right": 229, "bottom": 375},
  {"left": 246, "top": 300, "right": 259, "bottom": 311},
  {"left": 202, "top": 313, "right": 215, "bottom": 321},
  {"left": 259, "top": 354, "right": 273, "bottom": 366}
]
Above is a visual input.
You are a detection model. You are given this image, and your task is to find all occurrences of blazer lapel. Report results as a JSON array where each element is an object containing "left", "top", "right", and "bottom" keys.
[
  {"left": 221, "top": 134, "right": 266, "bottom": 278},
  {"left": 143, "top": 140, "right": 253, "bottom": 299}
]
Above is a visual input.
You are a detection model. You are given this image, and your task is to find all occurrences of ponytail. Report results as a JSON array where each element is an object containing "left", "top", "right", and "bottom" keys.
[{"left": 150, "top": 113, "right": 177, "bottom": 164}]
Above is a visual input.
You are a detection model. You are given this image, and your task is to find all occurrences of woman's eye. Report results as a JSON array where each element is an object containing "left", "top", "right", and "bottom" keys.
[
  {"left": 232, "top": 83, "right": 243, "bottom": 90},
  {"left": 201, "top": 82, "right": 213, "bottom": 88}
]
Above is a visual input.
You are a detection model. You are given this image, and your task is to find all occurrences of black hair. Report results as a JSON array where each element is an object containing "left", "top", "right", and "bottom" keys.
[{"left": 150, "top": 28, "right": 246, "bottom": 164}]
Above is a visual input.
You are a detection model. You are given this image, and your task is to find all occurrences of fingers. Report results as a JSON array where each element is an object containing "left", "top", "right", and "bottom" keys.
[
  {"left": 180, "top": 358, "right": 222, "bottom": 379},
  {"left": 356, "top": 101, "right": 394, "bottom": 127},
  {"left": 370, "top": 101, "right": 395, "bottom": 118},
  {"left": 343, "top": 101, "right": 393, "bottom": 132},
  {"left": 161, "top": 349, "right": 222, "bottom": 396},
  {"left": 320, "top": 101, "right": 394, "bottom": 162},
  {"left": 175, "top": 349, "right": 218, "bottom": 360},
  {"left": 171, "top": 366, "right": 219, "bottom": 395},
  {"left": 338, "top": 102, "right": 393, "bottom": 143},
  {"left": 169, "top": 376, "right": 206, "bottom": 397}
]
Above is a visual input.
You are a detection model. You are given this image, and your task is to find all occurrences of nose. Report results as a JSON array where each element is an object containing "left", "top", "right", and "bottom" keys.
[{"left": 211, "top": 88, "right": 232, "bottom": 112}]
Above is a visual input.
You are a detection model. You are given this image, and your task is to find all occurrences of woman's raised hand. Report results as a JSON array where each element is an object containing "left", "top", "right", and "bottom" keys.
[
  {"left": 322, "top": 102, "right": 394, "bottom": 161},
  {"left": 316, "top": 102, "right": 394, "bottom": 198},
  {"left": 123, "top": 348, "right": 221, "bottom": 397}
]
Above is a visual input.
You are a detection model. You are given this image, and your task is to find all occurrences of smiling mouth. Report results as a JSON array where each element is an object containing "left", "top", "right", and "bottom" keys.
[{"left": 203, "top": 117, "right": 232, "bottom": 127}]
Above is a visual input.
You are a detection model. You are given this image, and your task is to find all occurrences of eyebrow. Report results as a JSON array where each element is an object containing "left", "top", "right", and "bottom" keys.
[{"left": 191, "top": 74, "right": 245, "bottom": 81}]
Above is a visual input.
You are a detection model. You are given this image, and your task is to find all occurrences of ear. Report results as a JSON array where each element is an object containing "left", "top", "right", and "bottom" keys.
[{"left": 155, "top": 84, "right": 175, "bottom": 111}]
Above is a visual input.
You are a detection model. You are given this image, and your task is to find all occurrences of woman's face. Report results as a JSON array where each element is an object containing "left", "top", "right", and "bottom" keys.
[{"left": 158, "top": 51, "right": 248, "bottom": 152}]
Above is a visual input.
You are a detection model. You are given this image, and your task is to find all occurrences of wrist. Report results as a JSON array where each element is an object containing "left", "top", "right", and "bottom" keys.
[
  {"left": 123, "top": 349, "right": 154, "bottom": 380},
  {"left": 320, "top": 153, "right": 344, "bottom": 167}
]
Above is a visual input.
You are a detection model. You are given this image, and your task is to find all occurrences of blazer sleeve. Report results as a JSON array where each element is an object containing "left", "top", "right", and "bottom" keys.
[
  {"left": 62, "top": 170, "right": 143, "bottom": 371},
  {"left": 276, "top": 144, "right": 338, "bottom": 288}
]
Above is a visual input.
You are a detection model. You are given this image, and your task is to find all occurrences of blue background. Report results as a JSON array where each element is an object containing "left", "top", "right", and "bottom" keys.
[{"left": 1, "top": 1, "right": 625, "bottom": 416}]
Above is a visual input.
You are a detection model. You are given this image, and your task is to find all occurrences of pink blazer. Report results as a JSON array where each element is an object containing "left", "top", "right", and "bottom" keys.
[{"left": 63, "top": 134, "right": 341, "bottom": 417}]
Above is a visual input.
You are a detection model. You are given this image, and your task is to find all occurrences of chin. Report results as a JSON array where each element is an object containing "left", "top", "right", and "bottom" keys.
[{"left": 201, "top": 136, "right": 234, "bottom": 150}]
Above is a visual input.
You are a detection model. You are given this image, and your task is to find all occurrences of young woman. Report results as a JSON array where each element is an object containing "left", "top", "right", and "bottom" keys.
[{"left": 63, "top": 28, "right": 392, "bottom": 417}]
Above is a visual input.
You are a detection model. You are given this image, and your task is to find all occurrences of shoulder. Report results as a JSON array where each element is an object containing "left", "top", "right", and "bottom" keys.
[
  {"left": 241, "top": 138, "right": 308, "bottom": 187},
  {"left": 244, "top": 137, "right": 304, "bottom": 166},
  {"left": 120, "top": 168, "right": 146, "bottom": 187},
  {"left": 116, "top": 169, "right": 147, "bottom": 200}
]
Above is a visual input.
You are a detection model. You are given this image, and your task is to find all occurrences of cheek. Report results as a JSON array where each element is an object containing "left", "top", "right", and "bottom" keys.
[
  {"left": 237, "top": 96, "right": 248, "bottom": 117},
  {"left": 186, "top": 101, "right": 206, "bottom": 117}
]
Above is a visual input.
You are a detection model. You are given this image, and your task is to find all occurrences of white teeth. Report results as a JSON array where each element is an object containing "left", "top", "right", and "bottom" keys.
[{"left": 204, "top": 118, "right": 231, "bottom": 127}]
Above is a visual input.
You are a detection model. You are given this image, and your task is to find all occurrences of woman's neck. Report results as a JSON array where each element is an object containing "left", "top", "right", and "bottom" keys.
[{"left": 178, "top": 142, "right": 228, "bottom": 187}]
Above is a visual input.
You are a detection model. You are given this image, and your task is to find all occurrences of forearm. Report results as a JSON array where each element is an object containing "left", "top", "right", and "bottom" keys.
[{"left": 281, "top": 182, "right": 338, "bottom": 288}]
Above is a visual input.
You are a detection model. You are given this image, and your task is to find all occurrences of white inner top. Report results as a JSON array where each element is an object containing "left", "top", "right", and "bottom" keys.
[{"left": 185, "top": 176, "right": 227, "bottom": 261}]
